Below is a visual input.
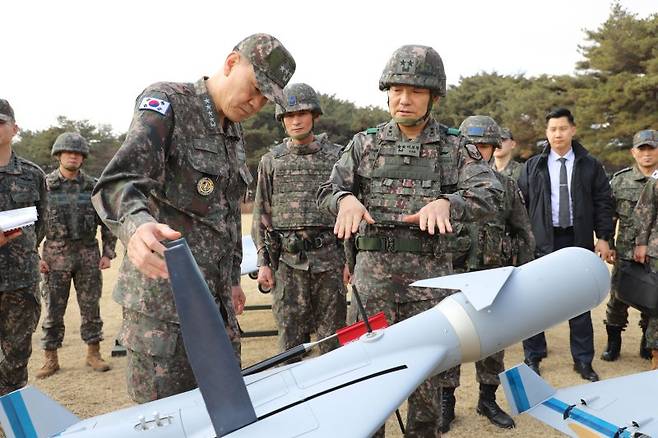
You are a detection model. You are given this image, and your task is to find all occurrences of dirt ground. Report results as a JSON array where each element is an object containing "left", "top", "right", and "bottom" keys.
[{"left": 21, "top": 216, "right": 652, "bottom": 437}]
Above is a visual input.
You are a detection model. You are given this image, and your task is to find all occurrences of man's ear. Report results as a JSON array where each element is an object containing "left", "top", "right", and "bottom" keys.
[
  {"left": 223, "top": 52, "right": 241, "bottom": 77},
  {"left": 433, "top": 95, "right": 441, "bottom": 105}
]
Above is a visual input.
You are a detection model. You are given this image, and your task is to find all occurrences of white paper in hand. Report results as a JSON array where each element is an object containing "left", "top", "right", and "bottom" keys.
[{"left": 0, "top": 206, "right": 38, "bottom": 232}]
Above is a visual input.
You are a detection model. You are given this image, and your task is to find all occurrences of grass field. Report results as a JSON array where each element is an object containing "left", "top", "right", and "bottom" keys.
[{"left": 19, "top": 215, "right": 653, "bottom": 437}]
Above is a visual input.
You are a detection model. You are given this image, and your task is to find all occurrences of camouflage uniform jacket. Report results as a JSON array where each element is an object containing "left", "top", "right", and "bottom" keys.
[
  {"left": 461, "top": 171, "right": 534, "bottom": 270},
  {"left": 634, "top": 173, "right": 658, "bottom": 260},
  {"left": 43, "top": 169, "right": 116, "bottom": 270},
  {"left": 317, "top": 118, "right": 502, "bottom": 302},
  {"left": 0, "top": 152, "right": 47, "bottom": 294},
  {"left": 252, "top": 134, "right": 344, "bottom": 272},
  {"left": 610, "top": 166, "right": 652, "bottom": 261},
  {"left": 495, "top": 171, "right": 535, "bottom": 266},
  {"left": 92, "top": 78, "right": 251, "bottom": 324},
  {"left": 493, "top": 159, "right": 523, "bottom": 181}
]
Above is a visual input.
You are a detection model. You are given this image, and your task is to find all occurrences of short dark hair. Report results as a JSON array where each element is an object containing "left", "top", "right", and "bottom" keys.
[{"left": 546, "top": 107, "right": 575, "bottom": 125}]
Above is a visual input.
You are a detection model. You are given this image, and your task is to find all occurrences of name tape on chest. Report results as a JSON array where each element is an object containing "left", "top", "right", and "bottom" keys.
[
  {"left": 396, "top": 141, "right": 421, "bottom": 157},
  {"left": 139, "top": 97, "right": 171, "bottom": 116}
]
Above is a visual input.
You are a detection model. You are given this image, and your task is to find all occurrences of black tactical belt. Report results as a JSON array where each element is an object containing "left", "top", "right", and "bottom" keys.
[
  {"left": 355, "top": 235, "right": 434, "bottom": 254},
  {"left": 283, "top": 232, "right": 337, "bottom": 253}
]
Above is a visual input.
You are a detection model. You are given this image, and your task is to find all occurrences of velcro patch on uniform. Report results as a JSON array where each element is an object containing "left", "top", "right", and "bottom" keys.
[
  {"left": 652, "top": 169, "right": 658, "bottom": 179},
  {"left": 139, "top": 97, "right": 171, "bottom": 115},
  {"left": 465, "top": 143, "right": 483, "bottom": 160}
]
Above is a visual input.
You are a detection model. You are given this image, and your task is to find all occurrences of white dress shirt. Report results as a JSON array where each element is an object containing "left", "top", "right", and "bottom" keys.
[{"left": 548, "top": 147, "right": 574, "bottom": 227}]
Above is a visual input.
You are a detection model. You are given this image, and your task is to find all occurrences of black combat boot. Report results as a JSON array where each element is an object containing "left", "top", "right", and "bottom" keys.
[
  {"left": 439, "top": 387, "right": 456, "bottom": 433},
  {"left": 640, "top": 326, "right": 651, "bottom": 360},
  {"left": 476, "top": 384, "right": 515, "bottom": 429},
  {"left": 600, "top": 325, "right": 623, "bottom": 361}
]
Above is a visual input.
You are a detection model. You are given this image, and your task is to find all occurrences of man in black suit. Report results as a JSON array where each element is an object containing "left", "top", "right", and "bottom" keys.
[{"left": 518, "top": 107, "right": 614, "bottom": 382}]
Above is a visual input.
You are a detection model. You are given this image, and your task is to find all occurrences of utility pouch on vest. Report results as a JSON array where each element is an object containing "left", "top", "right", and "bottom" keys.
[
  {"left": 264, "top": 230, "right": 282, "bottom": 271},
  {"left": 502, "top": 233, "right": 515, "bottom": 266},
  {"left": 617, "top": 259, "right": 658, "bottom": 316},
  {"left": 481, "top": 224, "right": 504, "bottom": 267},
  {"left": 438, "top": 222, "right": 470, "bottom": 258}
]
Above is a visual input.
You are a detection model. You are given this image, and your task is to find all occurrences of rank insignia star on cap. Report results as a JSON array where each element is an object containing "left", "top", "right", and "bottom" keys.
[{"left": 139, "top": 97, "right": 171, "bottom": 116}]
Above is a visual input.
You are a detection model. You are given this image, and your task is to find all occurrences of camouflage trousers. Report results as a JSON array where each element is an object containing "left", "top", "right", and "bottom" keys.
[
  {"left": 40, "top": 266, "right": 103, "bottom": 350},
  {"left": 646, "top": 318, "right": 658, "bottom": 350},
  {"left": 272, "top": 262, "right": 347, "bottom": 354},
  {"left": 0, "top": 287, "right": 40, "bottom": 396},
  {"left": 120, "top": 308, "right": 241, "bottom": 403},
  {"left": 604, "top": 262, "right": 648, "bottom": 329},
  {"left": 439, "top": 350, "right": 505, "bottom": 388},
  {"left": 357, "top": 294, "right": 442, "bottom": 438}
]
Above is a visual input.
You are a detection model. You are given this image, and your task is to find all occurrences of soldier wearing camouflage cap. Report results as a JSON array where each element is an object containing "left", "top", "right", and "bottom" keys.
[
  {"left": 437, "top": 116, "right": 534, "bottom": 431},
  {"left": 35, "top": 132, "right": 117, "bottom": 380},
  {"left": 318, "top": 46, "right": 502, "bottom": 437},
  {"left": 601, "top": 129, "right": 658, "bottom": 364},
  {"left": 92, "top": 34, "right": 295, "bottom": 403},
  {"left": 252, "top": 83, "right": 347, "bottom": 358},
  {"left": 0, "top": 99, "right": 47, "bottom": 395},
  {"left": 632, "top": 129, "right": 658, "bottom": 370},
  {"left": 493, "top": 127, "right": 523, "bottom": 181}
]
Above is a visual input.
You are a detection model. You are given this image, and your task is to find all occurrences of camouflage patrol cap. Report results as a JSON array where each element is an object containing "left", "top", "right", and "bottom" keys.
[
  {"left": 275, "top": 83, "right": 323, "bottom": 121},
  {"left": 379, "top": 45, "right": 447, "bottom": 96},
  {"left": 0, "top": 99, "right": 15, "bottom": 122},
  {"left": 51, "top": 132, "right": 90, "bottom": 157},
  {"left": 234, "top": 33, "right": 296, "bottom": 108},
  {"left": 459, "top": 115, "right": 502, "bottom": 147},
  {"left": 500, "top": 127, "right": 513, "bottom": 140},
  {"left": 632, "top": 129, "right": 658, "bottom": 148}
]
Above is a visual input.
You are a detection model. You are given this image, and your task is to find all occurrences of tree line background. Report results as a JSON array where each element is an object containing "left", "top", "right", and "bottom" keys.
[{"left": 14, "top": 4, "right": 658, "bottom": 181}]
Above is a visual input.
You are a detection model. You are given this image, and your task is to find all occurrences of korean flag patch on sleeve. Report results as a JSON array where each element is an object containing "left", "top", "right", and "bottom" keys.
[{"left": 139, "top": 97, "right": 171, "bottom": 115}]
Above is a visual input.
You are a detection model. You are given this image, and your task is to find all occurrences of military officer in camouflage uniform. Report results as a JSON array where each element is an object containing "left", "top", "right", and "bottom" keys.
[
  {"left": 631, "top": 129, "right": 658, "bottom": 370},
  {"left": 35, "top": 132, "right": 117, "bottom": 379},
  {"left": 252, "top": 83, "right": 347, "bottom": 355},
  {"left": 0, "top": 99, "right": 47, "bottom": 396},
  {"left": 437, "top": 116, "right": 535, "bottom": 432},
  {"left": 318, "top": 46, "right": 502, "bottom": 438},
  {"left": 601, "top": 129, "right": 658, "bottom": 363},
  {"left": 92, "top": 34, "right": 295, "bottom": 403},
  {"left": 492, "top": 127, "right": 523, "bottom": 181}
]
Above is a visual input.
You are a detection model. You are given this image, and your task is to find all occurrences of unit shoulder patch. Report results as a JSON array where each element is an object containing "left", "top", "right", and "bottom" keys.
[{"left": 464, "top": 143, "right": 482, "bottom": 160}]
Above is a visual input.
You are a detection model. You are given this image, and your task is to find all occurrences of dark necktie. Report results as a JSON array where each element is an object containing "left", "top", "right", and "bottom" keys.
[{"left": 558, "top": 157, "right": 570, "bottom": 227}]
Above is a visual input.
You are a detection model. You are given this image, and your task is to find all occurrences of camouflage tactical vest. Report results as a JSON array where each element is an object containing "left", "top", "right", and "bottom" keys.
[
  {"left": 0, "top": 154, "right": 44, "bottom": 292},
  {"left": 271, "top": 136, "right": 341, "bottom": 230},
  {"left": 611, "top": 167, "right": 648, "bottom": 260},
  {"left": 356, "top": 120, "right": 459, "bottom": 226},
  {"left": 45, "top": 170, "right": 98, "bottom": 242},
  {"left": 464, "top": 172, "right": 508, "bottom": 269}
]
